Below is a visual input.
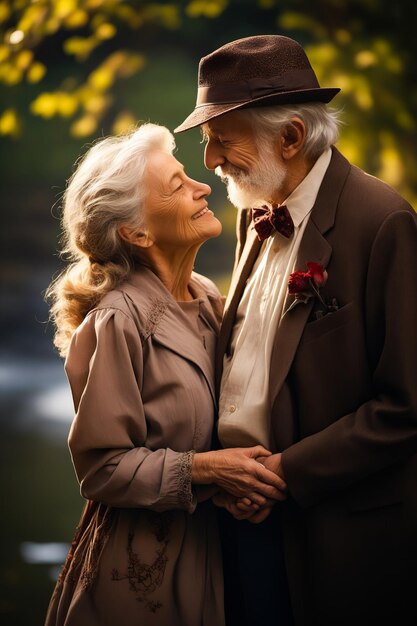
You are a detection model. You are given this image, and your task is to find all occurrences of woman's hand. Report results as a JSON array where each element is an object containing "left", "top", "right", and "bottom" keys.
[{"left": 192, "top": 446, "right": 287, "bottom": 505}]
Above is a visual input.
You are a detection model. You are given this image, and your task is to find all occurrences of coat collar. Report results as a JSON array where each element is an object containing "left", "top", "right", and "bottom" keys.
[
  {"left": 123, "top": 266, "right": 217, "bottom": 405},
  {"left": 216, "top": 147, "right": 351, "bottom": 397}
]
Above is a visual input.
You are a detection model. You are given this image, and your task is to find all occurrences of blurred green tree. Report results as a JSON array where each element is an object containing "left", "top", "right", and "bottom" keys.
[{"left": 1, "top": 0, "right": 417, "bottom": 203}]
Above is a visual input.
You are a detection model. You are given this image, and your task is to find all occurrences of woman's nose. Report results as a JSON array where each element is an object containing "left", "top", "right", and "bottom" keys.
[
  {"left": 194, "top": 180, "right": 211, "bottom": 199},
  {"left": 204, "top": 140, "right": 224, "bottom": 170}
]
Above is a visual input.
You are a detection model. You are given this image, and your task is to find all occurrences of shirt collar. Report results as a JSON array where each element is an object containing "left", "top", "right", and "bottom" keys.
[{"left": 283, "top": 148, "right": 332, "bottom": 228}]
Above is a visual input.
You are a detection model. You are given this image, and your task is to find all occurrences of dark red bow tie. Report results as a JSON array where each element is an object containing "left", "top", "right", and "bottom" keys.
[{"left": 252, "top": 204, "right": 294, "bottom": 241}]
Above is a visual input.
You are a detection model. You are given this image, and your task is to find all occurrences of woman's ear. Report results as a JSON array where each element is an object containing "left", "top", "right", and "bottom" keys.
[
  {"left": 279, "top": 117, "right": 306, "bottom": 160},
  {"left": 118, "top": 225, "right": 154, "bottom": 249}
]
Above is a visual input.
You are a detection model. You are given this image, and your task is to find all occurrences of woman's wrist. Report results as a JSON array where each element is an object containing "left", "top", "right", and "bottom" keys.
[{"left": 191, "top": 451, "right": 214, "bottom": 484}]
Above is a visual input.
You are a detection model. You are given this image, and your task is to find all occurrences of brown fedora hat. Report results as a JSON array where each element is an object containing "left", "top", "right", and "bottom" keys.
[{"left": 174, "top": 35, "right": 340, "bottom": 133}]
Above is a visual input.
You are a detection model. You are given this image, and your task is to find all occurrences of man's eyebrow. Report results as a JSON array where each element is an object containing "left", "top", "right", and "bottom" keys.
[{"left": 201, "top": 126, "right": 222, "bottom": 142}]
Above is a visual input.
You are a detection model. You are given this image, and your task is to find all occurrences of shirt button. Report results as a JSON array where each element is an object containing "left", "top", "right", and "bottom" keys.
[{"left": 229, "top": 404, "right": 236, "bottom": 413}]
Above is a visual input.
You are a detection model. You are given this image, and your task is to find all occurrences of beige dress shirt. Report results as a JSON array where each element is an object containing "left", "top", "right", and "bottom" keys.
[{"left": 218, "top": 149, "right": 332, "bottom": 449}]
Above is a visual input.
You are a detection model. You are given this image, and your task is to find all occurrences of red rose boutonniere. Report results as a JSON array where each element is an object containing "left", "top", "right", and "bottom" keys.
[{"left": 285, "top": 262, "right": 338, "bottom": 317}]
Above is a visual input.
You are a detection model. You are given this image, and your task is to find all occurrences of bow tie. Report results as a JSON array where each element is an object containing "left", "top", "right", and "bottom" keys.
[{"left": 252, "top": 204, "right": 294, "bottom": 241}]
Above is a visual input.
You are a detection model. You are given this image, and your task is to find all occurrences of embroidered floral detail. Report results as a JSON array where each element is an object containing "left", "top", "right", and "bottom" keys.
[
  {"left": 111, "top": 512, "right": 173, "bottom": 612},
  {"left": 177, "top": 450, "right": 195, "bottom": 509},
  {"left": 54, "top": 501, "right": 115, "bottom": 593},
  {"left": 143, "top": 297, "right": 170, "bottom": 338}
]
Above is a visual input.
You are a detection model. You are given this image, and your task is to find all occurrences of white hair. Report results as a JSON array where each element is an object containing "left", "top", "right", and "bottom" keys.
[
  {"left": 63, "top": 123, "right": 175, "bottom": 263},
  {"left": 46, "top": 123, "right": 176, "bottom": 356},
  {"left": 239, "top": 102, "right": 342, "bottom": 159}
]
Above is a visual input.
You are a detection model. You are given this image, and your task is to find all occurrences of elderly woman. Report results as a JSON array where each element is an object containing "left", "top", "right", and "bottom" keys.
[{"left": 44, "top": 123, "right": 285, "bottom": 626}]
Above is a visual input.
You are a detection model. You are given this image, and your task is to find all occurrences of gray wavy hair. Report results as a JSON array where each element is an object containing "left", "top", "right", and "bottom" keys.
[
  {"left": 45, "top": 123, "right": 175, "bottom": 357},
  {"left": 240, "top": 102, "right": 341, "bottom": 158}
]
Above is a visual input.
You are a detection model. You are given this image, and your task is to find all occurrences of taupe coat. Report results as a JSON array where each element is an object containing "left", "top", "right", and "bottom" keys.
[
  {"left": 217, "top": 148, "right": 417, "bottom": 626},
  {"left": 45, "top": 267, "right": 225, "bottom": 626}
]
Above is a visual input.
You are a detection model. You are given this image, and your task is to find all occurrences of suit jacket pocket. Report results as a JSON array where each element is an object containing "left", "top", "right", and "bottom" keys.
[{"left": 301, "top": 301, "right": 354, "bottom": 344}]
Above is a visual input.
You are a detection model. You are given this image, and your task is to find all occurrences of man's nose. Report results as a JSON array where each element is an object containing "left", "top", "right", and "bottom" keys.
[{"left": 204, "top": 140, "right": 225, "bottom": 170}]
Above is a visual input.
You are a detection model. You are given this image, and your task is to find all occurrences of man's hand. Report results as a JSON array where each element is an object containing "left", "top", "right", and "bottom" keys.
[
  {"left": 213, "top": 491, "right": 276, "bottom": 523},
  {"left": 257, "top": 452, "right": 286, "bottom": 480},
  {"left": 212, "top": 490, "right": 259, "bottom": 520},
  {"left": 234, "top": 453, "right": 287, "bottom": 523}
]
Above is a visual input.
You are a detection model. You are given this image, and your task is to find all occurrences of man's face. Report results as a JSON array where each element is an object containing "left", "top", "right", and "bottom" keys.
[{"left": 202, "top": 111, "right": 286, "bottom": 209}]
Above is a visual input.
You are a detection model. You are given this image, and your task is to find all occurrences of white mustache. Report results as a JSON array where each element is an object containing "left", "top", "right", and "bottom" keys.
[{"left": 215, "top": 165, "right": 244, "bottom": 180}]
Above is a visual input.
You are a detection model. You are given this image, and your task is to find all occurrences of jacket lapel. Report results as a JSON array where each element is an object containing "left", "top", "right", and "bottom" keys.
[
  {"left": 269, "top": 147, "right": 351, "bottom": 401},
  {"left": 268, "top": 219, "right": 332, "bottom": 403}
]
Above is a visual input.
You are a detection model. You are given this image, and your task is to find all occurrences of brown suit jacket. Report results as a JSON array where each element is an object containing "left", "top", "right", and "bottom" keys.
[{"left": 217, "top": 148, "right": 417, "bottom": 626}]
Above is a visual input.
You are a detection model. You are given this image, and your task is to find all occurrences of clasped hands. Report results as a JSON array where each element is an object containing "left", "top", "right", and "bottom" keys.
[{"left": 191, "top": 446, "right": 287, "bottom": 524}]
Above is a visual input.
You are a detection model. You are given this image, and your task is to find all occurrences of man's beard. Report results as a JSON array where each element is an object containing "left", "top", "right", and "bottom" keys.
[{"left": 215, "top": 148, "right": 286, "bottom": 210}]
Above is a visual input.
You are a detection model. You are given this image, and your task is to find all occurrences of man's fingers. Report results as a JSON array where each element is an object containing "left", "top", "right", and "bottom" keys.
[
  {"left": 236, "top": 501, "right": 259, "bottom": 512},
  {"left": 246, "top": 492, "right": 267, "bottom": 506},
  {"left": 248, "top": 507, "right": 273, "bottom": 524},
  {"left": 248, "top": 446, "right": 272, "bottom": 458}
]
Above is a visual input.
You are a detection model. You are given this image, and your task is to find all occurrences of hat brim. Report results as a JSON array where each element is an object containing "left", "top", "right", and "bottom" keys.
[{"left": 174, "top": 87, "right": 340, "bottom": 133}]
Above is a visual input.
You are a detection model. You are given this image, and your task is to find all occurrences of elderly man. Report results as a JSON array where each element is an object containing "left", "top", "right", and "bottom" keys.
[{"left": 175, "top": 35, "right": 417, "bottom": 626}]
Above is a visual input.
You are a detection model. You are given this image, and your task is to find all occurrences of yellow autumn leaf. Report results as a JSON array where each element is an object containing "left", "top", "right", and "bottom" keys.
[
  {"left": 88, "top": 67, "right": 113, "bottom": 91},
  {"left": 0, "top": 108, "right": 20, "bottom": 136},
  {"left": 44, "top": 18, "right": 60, "bottom": 34},
  {"left": 17, "top": 4, "right": 48, "bottom": 33},
  {"left": 65, "top": 9, "right": 89, "bottom": 29},
  {"left": 0, "top": 2, "right": 11, "bottom": 23},
  {"left": 355, "top": 50, "right": 377, "bottom": 69},
  {"left": 53, "top": 0, "right": 77, "bottom": 20},
  {"left": 105, "top": 51, "right": 125, "bottom": 71},
  {"left": 95, "top": 23, "right": 116, "bottom": 40},
  {"left": 30, "top": 92, "right": 57, "bottom": 118},
  {"left": 64, "top": 36, "right": 97, "bottom": 61},
  {"left": 2, "top": 64, "right": 23, "bottom": 85},
  {"left": 56, "top": 91, "right": 78, "bottom": 117},
  {"left": 0, "top": 45, "right": 9, "bottom": 63},
  {"left": 27, "top": 61, "right": 46, "bottom": 83},
  {"left": 16, "top": 50, "right": 33, "bottom": 71},
  {"left": 71, "top": 114, "right": 98, "bottom": 138}
]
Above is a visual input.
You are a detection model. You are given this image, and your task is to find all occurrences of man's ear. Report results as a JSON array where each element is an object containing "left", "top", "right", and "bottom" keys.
[
  {"left": 118, "top": 225, "right": 154, "bottom": 249},
  {"left": 279, "top": 118, "right": 306, "bottom": 160}
]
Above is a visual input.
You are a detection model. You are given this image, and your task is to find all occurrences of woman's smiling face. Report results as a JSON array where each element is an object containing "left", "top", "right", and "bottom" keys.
[{"left": 143, "top": 150, "right": 222, "bottom": 249}]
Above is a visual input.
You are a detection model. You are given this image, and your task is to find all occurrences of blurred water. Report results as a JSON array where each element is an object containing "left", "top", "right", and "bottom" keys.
[
  {"left": 0, "top": 353, "right": 82, "bottom": 625},
  {"left": 0, "top": 355, "right": 73, "bottom": 437}
]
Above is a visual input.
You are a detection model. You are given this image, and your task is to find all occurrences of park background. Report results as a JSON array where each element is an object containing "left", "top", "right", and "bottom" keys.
[{"left": 1, "top": 0, "right": 417, "bottom": 623}]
